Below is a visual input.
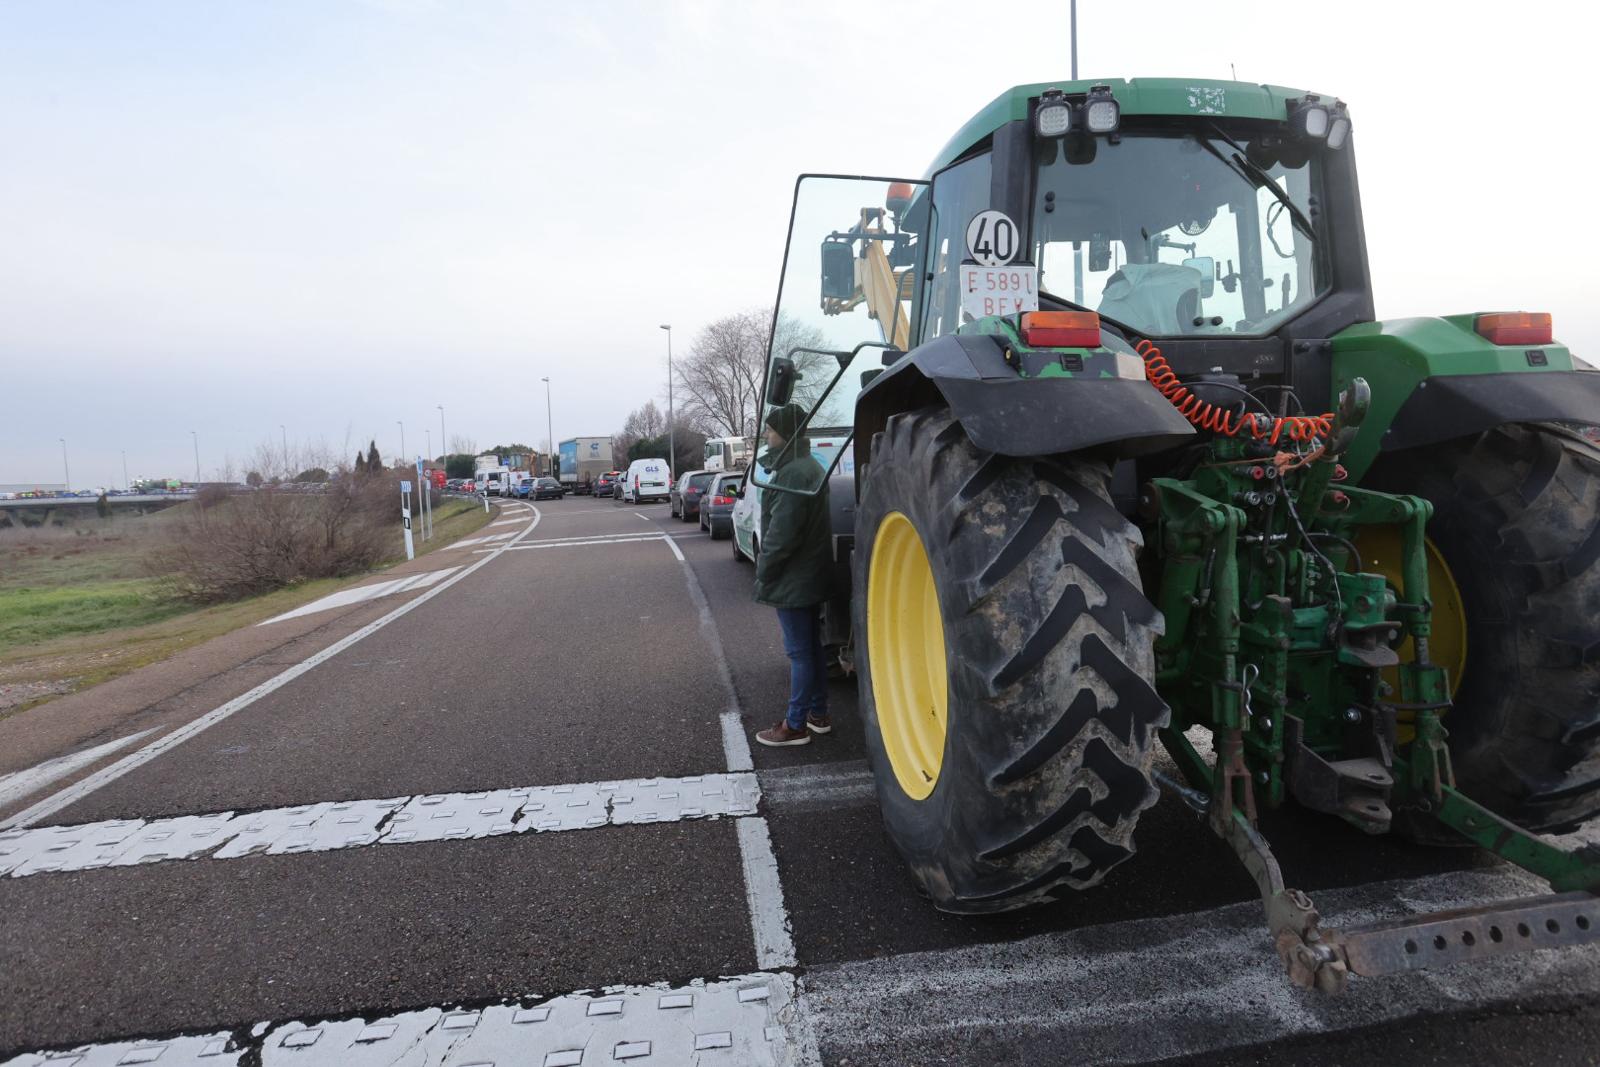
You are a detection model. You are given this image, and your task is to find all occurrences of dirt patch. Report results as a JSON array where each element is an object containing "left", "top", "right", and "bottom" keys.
[{"left": 0, "top": 679, "right": 77, "bottom": 713}]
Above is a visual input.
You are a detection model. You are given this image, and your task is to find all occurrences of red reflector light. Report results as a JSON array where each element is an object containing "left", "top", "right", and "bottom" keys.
[
  {"left": 1020, "top": 311, "right": 1101, "bottom": 348},
  {"left": 712, "top": 496, "right": 734, "bottom": 506},
  {"left": 1475, "top": 312, "right": 1552, "bottom": 347}
]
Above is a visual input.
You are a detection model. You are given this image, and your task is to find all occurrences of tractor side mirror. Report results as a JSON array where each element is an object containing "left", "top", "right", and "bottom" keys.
[
  {"left": 1183, "top": 257, "right": 1216, "bottom": 299},
  {"left": 766, "top": 356, "right": 797, "bottom": 406},
  {"left": 820, "top": 240, "right": 856, "bottom": 301},
  {"left": 1089, "top": 234, "right": 1112, "bottom": 272}
]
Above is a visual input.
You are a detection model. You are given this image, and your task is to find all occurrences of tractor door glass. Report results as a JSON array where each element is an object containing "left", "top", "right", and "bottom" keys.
[
  {"left": 754, "top": 174, "right": 928, "bottom": 496},
  {"left": 919, "top": 151, "right": 994, "bottom": 340},
  {"left": 1031, "top": 129, "right": 1327, "bottom": 337}
]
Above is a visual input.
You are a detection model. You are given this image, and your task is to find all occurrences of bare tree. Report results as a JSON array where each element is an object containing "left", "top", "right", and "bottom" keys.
[
  {"left": 674, "top": 309, "right": 832, "bottom": 439},
  {"left": 623, "top": 400, "right": 666, "bottom": 439},
  {"left": 448, "top": 434, "right": 477, "bottom": 457}
]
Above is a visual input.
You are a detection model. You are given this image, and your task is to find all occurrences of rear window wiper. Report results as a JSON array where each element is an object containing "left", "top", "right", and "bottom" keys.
[{"left": 1199, "top": 123, "right": 1315, "bottom": 241}]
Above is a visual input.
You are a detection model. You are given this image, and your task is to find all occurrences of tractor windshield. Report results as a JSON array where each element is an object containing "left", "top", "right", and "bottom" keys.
[{"left": 1032, "top": 127, "right": 1327, "bottom": 337}]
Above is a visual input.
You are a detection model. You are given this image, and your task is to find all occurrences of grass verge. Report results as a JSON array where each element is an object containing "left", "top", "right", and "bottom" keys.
[{"left": 0, "top": 495, "right": 497, "bottom": 719}]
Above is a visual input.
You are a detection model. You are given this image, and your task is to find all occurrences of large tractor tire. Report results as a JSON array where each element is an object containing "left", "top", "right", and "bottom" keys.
[
  {"left": 853, "top": 407, "right": 1169, "bottom": 913},
  {"left": 1368, "top": 422, "right": 1600, "bottom": 833}
]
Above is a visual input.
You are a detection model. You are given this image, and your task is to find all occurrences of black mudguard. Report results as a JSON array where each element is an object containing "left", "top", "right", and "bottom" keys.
[
  {"left": 852, "top": 333, "right": 1193, "bottom": 477},
  {"left": 1382, "top": 369, "right": 1600, "bottom": 452}
]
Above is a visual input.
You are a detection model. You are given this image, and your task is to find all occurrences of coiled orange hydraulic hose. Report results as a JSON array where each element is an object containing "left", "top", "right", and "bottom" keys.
[{"left": 1138, "top": 339, "right": 1333, "bottom": 445}]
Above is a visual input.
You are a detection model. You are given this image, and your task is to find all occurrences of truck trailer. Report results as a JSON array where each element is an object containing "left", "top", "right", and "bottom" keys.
[{"left": 558, "top": 437, "right": 615, "bottom": 494}]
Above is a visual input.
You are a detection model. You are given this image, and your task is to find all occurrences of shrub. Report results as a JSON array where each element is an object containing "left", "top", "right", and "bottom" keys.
[{"left": 151, "top": 479, "right": 400, "bottom": 603}]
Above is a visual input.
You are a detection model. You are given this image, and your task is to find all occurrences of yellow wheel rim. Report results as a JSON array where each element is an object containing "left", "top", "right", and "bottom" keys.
[
  {"left": 1352, "top": 527, "right": 1468, "bottom": 738},
  {"left": 867, "top": 511, "right": 949, "bottom": 801}
]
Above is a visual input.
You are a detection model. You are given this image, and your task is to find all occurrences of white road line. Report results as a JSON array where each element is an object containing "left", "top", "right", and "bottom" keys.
[
  {"left": 670, "top": 537, "right": 800, "bottom": 978},
  {"left": 735, "top": 817, "right": 797, "bottom": 969},
  {"left": 1, "top": 507, "right": 544, "bottom": 831},
  {"left": 663, "top": 531, "right": 687, "bottom": 561},
  {"left": 449, "top": 530, "right": 519, "bottom": 549},
  {"left": 477, "top": 534, "right": 667, "bottom": 553},
  {"left": 0, "top": 731, "right": 156, "bottom": 810},
  {"left": 256, "top": 567, "right": 461, "bottom": 626},
  {"left": 0, "top": 772, "right": 758, "bottom": 877},
  {"left": 1, "top": 973, "right": 805, "bottom": 1067},
  {"left": 485, "top": 517, "right": 521, "bottom": 528}
]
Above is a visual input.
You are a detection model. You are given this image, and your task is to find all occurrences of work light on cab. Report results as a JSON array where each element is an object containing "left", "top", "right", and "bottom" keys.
[
  {"left": 1082, "top": 84, "right": 1120, "bottom": 133},
  {"left": 1326, "top": 101, "right": 1352, "bottom": 149},
  {"left": 1034, "top": 88, "right": 1073, "bottom": 136},
  {"left": 1289, "top": 94, "right": 1331, "bottom": 141}
]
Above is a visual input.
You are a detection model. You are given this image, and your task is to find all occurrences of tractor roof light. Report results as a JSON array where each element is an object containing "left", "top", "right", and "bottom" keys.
[
  {"left": 1476, "top": 311, "right": 1553, "bottom": 347},
  {"left": 1082, "top": 85, "right": 1120, "bottom": 134},
  {"left": 1288, "top": 94, "right": 1331, "bottom": 141},
  {"left": 1035, "top": 88, "right": 1073, "bottom": 137},
  {"left": 1326, "top": 102, "right": 1351, "bottom": 150},
  {"left": 1020, "top": 310, "right": 1102, "bottom": 348}
]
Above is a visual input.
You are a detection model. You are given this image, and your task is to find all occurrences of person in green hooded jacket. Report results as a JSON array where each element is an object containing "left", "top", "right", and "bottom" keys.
[{"left": 753, "top": 402, "right": 834, "bottom": 747}]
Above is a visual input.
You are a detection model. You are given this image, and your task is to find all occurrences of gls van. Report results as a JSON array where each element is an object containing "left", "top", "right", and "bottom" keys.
[{"left": 623, "top": 458, "right": 670, "bottom": 503}]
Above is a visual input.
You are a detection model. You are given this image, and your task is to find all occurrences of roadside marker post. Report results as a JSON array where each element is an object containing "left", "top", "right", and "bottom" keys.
[{"left": 399, "top": 480, "right": 416, "bottom": 560}]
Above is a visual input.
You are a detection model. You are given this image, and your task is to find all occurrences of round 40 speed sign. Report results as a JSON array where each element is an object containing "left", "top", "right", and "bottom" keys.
[{"left": 965, "top": 210, "right": 1020, "bottom": 267}]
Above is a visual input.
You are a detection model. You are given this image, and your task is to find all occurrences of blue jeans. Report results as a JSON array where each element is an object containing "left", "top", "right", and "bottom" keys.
[{"left": 776, "top": 605, "right": 828, "bottom": 730}]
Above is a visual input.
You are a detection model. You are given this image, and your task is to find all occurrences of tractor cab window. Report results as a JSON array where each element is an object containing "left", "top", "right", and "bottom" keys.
[
  {"left": 754, "top": 174, "right": 928, "bottom": 495},
  {"left": 1032, "top": 128, "right": 1327, "bottom": 337}
]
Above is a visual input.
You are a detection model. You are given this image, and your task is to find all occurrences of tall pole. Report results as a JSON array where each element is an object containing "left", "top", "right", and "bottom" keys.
[
  {"left": 437, "top": 404, "right": 446, "bottom": 465},
  {"left": 541, "top": 377, "right": 553, "bottom": 478},
  {"left": 1070, "top": 0, "right": 1078, "bottom": 79},
  {"left": 659, "top": 324, "right": 674, "bottom": 476},
  {"left": 190, "top": 430, "right": 200, "bottom": 485},
  {"left": 397, "top": 420, "right": 405, "bottom": 468},
  {"left": 59, "top": 438, "right": 70, "bottom": 491},
  {"left": 280, "top": 424, "right": 288, "bottom": 474},
  {"left": 122, "top": 449, "right": 129, "bottom": 491}
]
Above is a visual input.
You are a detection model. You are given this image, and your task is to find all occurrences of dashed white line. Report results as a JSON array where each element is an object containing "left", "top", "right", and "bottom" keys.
[
  {"left": 0, "top": 772, "right": 758, "bottom": 877},
  {"left": 1, "top": 507, "right": 543, "bottom": 831}
]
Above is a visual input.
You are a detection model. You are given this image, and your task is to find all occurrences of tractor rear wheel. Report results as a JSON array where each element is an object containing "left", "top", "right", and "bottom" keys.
[
  {"left": 853, "top": 407, "right": 1168, "bottom": 913},
  {"left": 1369, "top": 422, "right": 1600, "bottom": 833}
]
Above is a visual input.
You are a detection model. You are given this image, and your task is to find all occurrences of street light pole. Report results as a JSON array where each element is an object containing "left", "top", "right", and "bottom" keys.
[
  {"left": 541, "top": 377, "right": 553, "bottom": 478},
  {"left": 190, "top": 430, "right": 200, "bottom": 485},
  {"left": 397, "top": 421, "right": 405, "bottom": 468},
  {"left": 59, "top": 438, "right": 69, "bottom": 491},
  {"left": 437, "top": 404, "right": 446, "bottom": 466},
  {"left": 659, "top": 324, "right": 674, "bottom": 476},
  {"left": 122, "top": 450, "right": 129, "bottom": 491},
  {"left": 280, "top": 424, "right": 288, "bottom": 474}
]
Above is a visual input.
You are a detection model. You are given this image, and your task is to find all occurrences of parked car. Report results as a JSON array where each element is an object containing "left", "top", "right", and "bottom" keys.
[
  {"left": 594, "top": 471, "right": 622, "bottom": 498},
  {"left": 700, "top": 472, "right": 742, "bottom": 540},
  {"left": 731, "top": 472, "right": 761, "bottom": 562},
  {"left": 531, "top": 476, "right": 565, "bottom": 501},
  {"left": 622, "top": 458, "right": 670, "bottom": 503},
  {"left": 670, "top": 470, "right": 716, "bottom": 521}
]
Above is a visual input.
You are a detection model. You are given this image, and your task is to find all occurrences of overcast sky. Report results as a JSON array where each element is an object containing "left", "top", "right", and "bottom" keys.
[{"left": 3, "top": 0, "right": 1594, "bottom": 489}]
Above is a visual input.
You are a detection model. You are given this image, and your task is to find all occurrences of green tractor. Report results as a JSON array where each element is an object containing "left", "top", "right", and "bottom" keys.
[{"left": 752, "top": 78, "right": 1600, "bottom": 991}]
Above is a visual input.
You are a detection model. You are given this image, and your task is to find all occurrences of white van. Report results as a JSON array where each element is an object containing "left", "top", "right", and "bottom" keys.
[{"left": 623, "top": 458, "right": 671, "bottom": 503}]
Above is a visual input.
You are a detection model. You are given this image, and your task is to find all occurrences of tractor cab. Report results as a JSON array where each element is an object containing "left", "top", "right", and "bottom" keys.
[{"left": 754, "top": 80, "right": 1370, "bottom": 496}]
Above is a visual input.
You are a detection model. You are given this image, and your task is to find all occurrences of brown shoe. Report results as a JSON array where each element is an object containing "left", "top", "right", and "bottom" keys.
[
  {"left": 756, "top": 721, "right": 811, "bottom": 747},
  {"left": 805, "top": 713, "right": 833, "bottom": 735}
]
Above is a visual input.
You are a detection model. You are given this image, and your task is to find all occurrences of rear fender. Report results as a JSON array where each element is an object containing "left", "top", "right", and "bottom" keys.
[{"left": 1332, "top": 316, "right": 1600, "bottom": 479}]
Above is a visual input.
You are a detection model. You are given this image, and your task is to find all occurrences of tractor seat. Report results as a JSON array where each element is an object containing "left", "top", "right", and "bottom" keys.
[{"left": 1097, "top": 263, "right": 1205, "bottom": 335}]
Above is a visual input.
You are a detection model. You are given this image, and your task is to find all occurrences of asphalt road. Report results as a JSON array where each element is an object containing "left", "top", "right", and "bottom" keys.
[{"left": 2, "top": 495, "right": 1598, "bottom": 1066}]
